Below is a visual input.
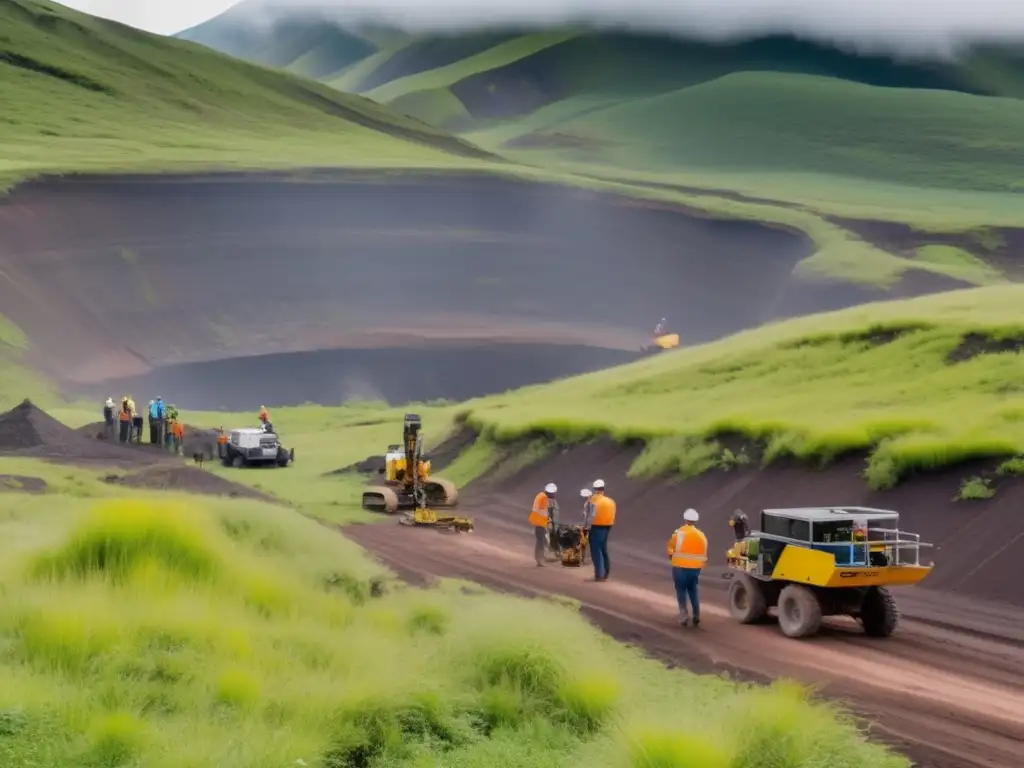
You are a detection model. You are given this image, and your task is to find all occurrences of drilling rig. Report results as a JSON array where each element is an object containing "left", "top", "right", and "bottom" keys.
[{"left": 361, "top": 413, "right": 473, "bottom": 532}]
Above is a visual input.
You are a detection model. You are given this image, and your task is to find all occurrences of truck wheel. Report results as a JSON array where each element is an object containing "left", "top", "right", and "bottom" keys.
[
  {"left": 231, "top": 454, "right": 245, "bottom": 469},
  {"left": 860, "top": 586, "right": 899, "bottom": 638},
  {"left": 729, "top": 573, "right": 768, "bottom": 624},
  {"left": 777, "top": 584, "right": 822, "bottom": 638}
]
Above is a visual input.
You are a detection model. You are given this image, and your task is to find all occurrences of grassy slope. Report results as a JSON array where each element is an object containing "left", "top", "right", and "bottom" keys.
[
  {"left": 363, "top": 32, "right": 576, "bottom": 104},
  {"left": 0, "top": 0, "right": 490, "bottom": 190},
  {"left": 543, "top": 72, "right": 1024, "bottom": 194},
  {"left": 454, "top": 285, "right": 1024, "bottom": 489},
  {"left": 0, "top": 456, "right": 905, "bottom": 767}
]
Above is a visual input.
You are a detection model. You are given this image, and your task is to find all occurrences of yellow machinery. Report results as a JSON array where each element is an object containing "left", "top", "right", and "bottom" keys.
[
  {"left": 724, "top": 507, "right": 933, "bottom": 639},
  {"left": 362, "top": 413, "right": 472, "bottom": 532},
  {"left": 640, "top": 320, "right": 680, "bottom": 355}
]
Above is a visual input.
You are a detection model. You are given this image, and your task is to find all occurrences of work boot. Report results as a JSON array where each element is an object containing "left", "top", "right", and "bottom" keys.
[
  {"left": 692, "top": 617, "right": 701, "bottom": 628},
  {"left": 679, "top": 613, "right": 690, "bottom": 627}
]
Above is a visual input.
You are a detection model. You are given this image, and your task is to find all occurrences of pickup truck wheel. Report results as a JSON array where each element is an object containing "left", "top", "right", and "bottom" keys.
[{"left": 231, "top": 454, "right": 245, "bottom": 468}]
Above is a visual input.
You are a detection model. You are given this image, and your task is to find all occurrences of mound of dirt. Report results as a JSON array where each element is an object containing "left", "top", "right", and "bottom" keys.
[
  {"left": 330, "top": 455, "right": 386, "bottom": 476},
  {"left": 0, "top": 474, "right": 47, "bottom": 493},
  {"left": 0, "top": 400, "right": 156, "bottom": 465},
  {"left": 102, "top": 466, "right": 269, "bottom": 500},
  {"left": 77, "top": 422, "right": 220, "bottom": 460},
  {"left": 468, "top": 435, "right": 1024, "bottom": 608}
]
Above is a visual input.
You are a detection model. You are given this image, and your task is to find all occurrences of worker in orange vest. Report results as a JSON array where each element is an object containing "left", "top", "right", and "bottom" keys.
[
  {"left": 170, "top": 419, "right": 185, "bottom": 455},
  {"left": 588, "top": 479, "right": 616, "bottom": 581},
  {"left": 529, "top": 483, "right": 558, "bottom": 566},
  {"left": 117, "top": 396, "right": 133, "bottom": 443},
  {"left": 217, "top": 427, "right": 228, "bottom": 460},
  {"left": 667, "top": 508, "right": 709, "bottom": 627}
]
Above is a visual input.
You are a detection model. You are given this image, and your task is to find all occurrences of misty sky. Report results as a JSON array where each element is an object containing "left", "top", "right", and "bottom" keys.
[{"left": 61, "top": 0, "right": 1024, "bottom": 55}]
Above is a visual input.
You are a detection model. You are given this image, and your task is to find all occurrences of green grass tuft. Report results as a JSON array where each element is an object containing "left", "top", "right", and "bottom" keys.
[
  {"left": 29, "top": 500, "right": 224, "bottom": 585},
  {"left": 996, "top": 456, "right": 1024, "bottom": 476},
  {"left": 956, "top": 476, "right": 995, "bottom": 501},
  {"left": 84, "top": 712, "right": 150, "bottom": 767},
  {"left": 628, "top": 728, "right": 731, "bottom": 768}
]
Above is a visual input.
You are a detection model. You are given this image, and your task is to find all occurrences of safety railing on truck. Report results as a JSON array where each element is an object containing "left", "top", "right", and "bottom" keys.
[{"left": 748, "top": 530, "right": 932, "bottom": 569}]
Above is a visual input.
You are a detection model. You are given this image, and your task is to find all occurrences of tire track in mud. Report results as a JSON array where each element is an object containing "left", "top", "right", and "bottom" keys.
[{"left": 345, "top": 516, "right": 1024, "bottom": 768}]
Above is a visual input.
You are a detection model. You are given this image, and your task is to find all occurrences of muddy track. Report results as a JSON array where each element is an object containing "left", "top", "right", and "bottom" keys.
[{"left": 345, "top": 499, "right": 1024, "bottom": 768}]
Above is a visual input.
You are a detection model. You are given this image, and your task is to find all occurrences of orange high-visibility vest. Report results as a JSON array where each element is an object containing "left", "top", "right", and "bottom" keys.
[
  {"left": 591, "top": 493, "right": 616, "bottom": 526},
  {"left": 667, "top": 524, "right": 708, "bottom": 569},
  {"left": 529, "top": 492, "right": 550, "bottom": 527}
]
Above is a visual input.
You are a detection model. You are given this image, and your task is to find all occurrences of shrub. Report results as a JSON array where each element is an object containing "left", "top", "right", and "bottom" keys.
[
  {"left": 29, "top": 500, "right": 223, "bottom": 584},
  {"left": 956, "top": 476, "right": 995, "bottom": 501}
]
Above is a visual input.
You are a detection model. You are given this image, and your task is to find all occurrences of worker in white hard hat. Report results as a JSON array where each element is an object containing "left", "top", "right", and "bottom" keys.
[
  {"left": 667, "top": 508, "right": 708, "bottom": 627},
  {"left": 102, "top": 398, "right": 115, "bottom": 441},
  {"left": 580, "top": 488, "right": 594, "bottom": 528},
  {"left": 588, "top": 479, "right": 616, "bottom": 581},
  {"left": 529, "top": 483, "right": 560, "bottom": 566}
]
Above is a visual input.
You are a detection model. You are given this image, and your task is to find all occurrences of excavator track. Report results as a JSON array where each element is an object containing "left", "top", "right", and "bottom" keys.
[
  {"left": 425, "top": 478, "right": 458, "bottom": 507},
  {"left": 362, "top": 486, "right": 399, "bottom": 514}
]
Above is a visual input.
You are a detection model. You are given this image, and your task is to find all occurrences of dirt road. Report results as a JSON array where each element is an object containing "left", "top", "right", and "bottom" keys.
[{"left": 346, "top": 497, "right": 1024, "bottom": 768}]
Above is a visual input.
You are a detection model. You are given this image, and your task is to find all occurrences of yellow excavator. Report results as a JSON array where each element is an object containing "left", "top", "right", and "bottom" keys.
[{"left": 361, "top": 413, "right": 473, "bottom": 532}]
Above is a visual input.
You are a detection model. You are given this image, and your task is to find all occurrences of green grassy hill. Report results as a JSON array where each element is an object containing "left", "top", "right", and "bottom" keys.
[
  {"left": 0, "top": 0, "right": 490, "bottom": 189},
  {"left": 463, "top": 284, "right": 1024, "bottom": 488},
  {"left": 177, "top": 15, "right": 1024, "bottom": 227},
  {"left": 524, "top": 72, "right": 1024, "bottom": 193}
]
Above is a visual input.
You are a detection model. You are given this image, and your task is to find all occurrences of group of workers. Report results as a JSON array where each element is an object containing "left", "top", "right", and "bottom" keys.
[
  {"left": 530, "top": 480, "right": 708, "bottom": 628},
  {"left": 102, "top": 395, "right": 185, "bottom": 454}
]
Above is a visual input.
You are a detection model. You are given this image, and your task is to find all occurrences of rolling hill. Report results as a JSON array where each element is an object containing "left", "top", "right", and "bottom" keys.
[
  {"left": 0, "top": 0, "right": 489, "bottom": 189},
  {"left": 177, "top": 6, "right": 1024, "bottom": 278},
  {"left": 177, "top": 10, "right": 1024, "bottom": 197}
]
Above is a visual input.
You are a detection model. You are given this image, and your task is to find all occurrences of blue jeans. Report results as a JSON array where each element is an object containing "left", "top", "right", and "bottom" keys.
[
  {"left": 672, "top": 567, "right": 701, "bottom": 620},
  {"left": 589, "top": 525, "right": 612, "bottom": 579}
]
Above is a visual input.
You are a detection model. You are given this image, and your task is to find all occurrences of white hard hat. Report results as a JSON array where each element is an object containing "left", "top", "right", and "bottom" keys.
[
  {"left": 592, "top": 479, "right": 605, "bottom": 489},
  {"left": 580, "top": 488, "right": 592, "bottom": 498},
  {"left": 684, "top": 508, "right": 699, "bottom": 522},
  {"left": 544, "top": 483, "right": 557, "bottom": 494}
]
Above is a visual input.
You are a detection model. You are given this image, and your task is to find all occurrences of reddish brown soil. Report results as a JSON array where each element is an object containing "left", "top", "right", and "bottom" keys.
[{"left": 345, "top": 436, "right": 1024, "bottom": 768}]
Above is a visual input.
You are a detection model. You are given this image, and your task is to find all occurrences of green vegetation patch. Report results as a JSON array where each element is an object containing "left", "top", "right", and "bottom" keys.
[
  {"left": 462, "top": 286, "right": 1024, "bottom": 489},
  {"left": 551, "top": 72, "right": 1024, "bottom": 193},
  {"left": 0, "top": 477, "right": 905, "bottom": 767},
  {"left": 0, "top": 0, "right": 487, "bottom": 190}
]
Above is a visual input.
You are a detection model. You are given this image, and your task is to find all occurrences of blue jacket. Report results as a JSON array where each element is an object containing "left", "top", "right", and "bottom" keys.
[{"left": 150, "top": 400, "right": 166, "bottom": 419}]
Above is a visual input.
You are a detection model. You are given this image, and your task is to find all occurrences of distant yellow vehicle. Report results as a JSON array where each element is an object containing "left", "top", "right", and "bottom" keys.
[
  {"left": 641, "top": 319, "right": 680, "bottom": 355},
  {"left": 725, "top": 507, "right": 933, "bottom": 638}
]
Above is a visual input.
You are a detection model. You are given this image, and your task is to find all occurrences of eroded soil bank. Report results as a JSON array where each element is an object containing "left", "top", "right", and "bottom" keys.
[{"left": 0, "top": 170, "right": 944, "bottom": 391}]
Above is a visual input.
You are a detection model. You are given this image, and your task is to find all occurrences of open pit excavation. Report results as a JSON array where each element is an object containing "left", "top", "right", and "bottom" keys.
[
  {"left": 0, "top": 171, "right": 967, "bottom": 398},
  {"left": 345, "top": 430, "right": 1024, "bottom": 768},
  {"left": 81, "top": 342, "right": 643, "bottom": 410}
]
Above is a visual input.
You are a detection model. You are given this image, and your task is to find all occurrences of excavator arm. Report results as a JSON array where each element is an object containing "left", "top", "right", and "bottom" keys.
[{"left": 361, "top": 414, "right": 468, "bottom": 532}]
